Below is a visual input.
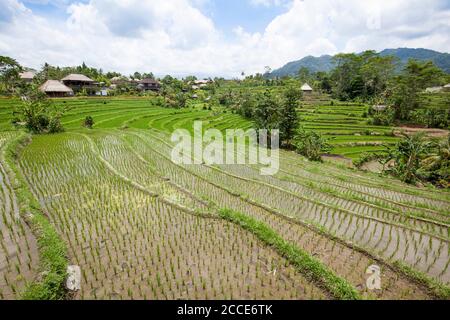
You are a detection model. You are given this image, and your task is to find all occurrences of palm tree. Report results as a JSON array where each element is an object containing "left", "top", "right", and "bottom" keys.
[
  {"left": 420, "top": 136, "right": 450, "bottom": 187},
  {"left": 385, "top": 132, "right": 433, "bottom": 183}
]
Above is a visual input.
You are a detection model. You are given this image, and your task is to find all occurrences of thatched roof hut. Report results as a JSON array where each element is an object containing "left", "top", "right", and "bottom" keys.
[
  {"left": 301, "top": 83, "right": 313, "bottom": 92},
  {"left": 61, "top": 74, "right": 94, "bottom": 83},
  {"left": 40, "top": 80, "right": 74, "bottom": 97},
  {"left": 19, "top": 71, "right": 35, "bottom": 82}
]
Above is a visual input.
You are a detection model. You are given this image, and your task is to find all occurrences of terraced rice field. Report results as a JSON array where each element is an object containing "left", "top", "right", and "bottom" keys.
[
  {"left": 0, "top": 97, "right": 449, "bottom": 300},
  {"left": 298, "top": 103, "right": 399, "bottom": 159}
]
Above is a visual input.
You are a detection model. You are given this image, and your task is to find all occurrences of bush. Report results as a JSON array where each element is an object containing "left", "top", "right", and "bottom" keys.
[
  {"left": 83, "top": 116, "right": 94, "bottom": 129},
  {"left": 48, "top": 117, "right": 64, "bottom": 134},
  {"left": 369, "top": 110, "right": 395, "bottom": 126},
  {"left": 13, "top": 90, "right": 66, "bottom": 134},
  {"left": 410, "top": 109, "right": 449, "bottom": 129},
  {"left": 293, "top": 129, "right": 332, "bottom": 162}
]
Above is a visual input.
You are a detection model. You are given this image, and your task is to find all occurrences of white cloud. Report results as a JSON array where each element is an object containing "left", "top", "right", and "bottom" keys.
[
  {"left": 250, "top": 0, "right": 289, "bottom": 7},
  {"left": 0, "top": 0, "right": 448, "bottom": 77}
]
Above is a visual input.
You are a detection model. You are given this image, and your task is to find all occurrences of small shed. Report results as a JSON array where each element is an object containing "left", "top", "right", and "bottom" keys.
[
  {"left": 40, "top": 80, "right": 74, "bottom": 97},
  {"left": 301, "top": 83, "right": 313, "bottom": 94}
]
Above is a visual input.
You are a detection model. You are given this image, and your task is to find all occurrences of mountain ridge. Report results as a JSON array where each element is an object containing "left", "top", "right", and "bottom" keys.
[{"left": 267, "top": 48, "right": 450, "bottom": 78}]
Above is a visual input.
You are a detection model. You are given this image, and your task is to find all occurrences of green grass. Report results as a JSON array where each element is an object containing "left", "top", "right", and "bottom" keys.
[
  {"left": 3, "top": 132, "right": 68, "bottom": 300},
  {"left": 393, "top": 261, "right": 450, "bottom": 300}
]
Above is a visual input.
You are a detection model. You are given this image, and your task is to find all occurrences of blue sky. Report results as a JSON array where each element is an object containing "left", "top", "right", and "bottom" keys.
[
  {"left": 1, "top": 0, "right": 449, "bottom": 77},
  {"left": 199, "top": 0, "right": 289, "bottom": 38}
]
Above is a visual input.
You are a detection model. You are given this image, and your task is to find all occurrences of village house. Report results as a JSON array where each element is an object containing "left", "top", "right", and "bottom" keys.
[
  {"left": 137, "top": 78, "right": 161, "bottom": 91},
  {"left": 301, "top": 83, "right": 313, "bottom": 95},
  {"left": 39, "top": 80, "right": 74, "bottom": 97},
  {"left": 61, "top": 74, "right": 97, "bottom": 95},
  {"left": 19, "top": 71, "right": 36, "bottom": 83}
]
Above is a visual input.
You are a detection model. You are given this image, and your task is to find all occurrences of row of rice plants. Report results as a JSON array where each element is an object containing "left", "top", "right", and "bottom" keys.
[
  {"left": 279, "top": 150, "right": 450, "bottom": 207},
  {"left": 2, "top": 132, "right": 67, "bottom": 299},
  {"left": 137, "top": 129, "right": 449, "bottom": 285},
  {"left": 19, "top": 133, "right": 328, "bottom": 299},
  {"left": 0, "top": 132, "right": 40, "bottom": 299},
  {"left": 217, "top": 163, "right": 448, "bottom": 239},
  {"left": 122, "top": 129, "right": 441, "bottom": 299}
]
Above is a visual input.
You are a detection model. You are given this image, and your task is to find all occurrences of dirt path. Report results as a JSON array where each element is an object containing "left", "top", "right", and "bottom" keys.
[
  {"left": 394, "top": 126, "right": 449, "bottom": 138},
  {"left": 322, "top": 154, "right": 354, "bottom": 167}
]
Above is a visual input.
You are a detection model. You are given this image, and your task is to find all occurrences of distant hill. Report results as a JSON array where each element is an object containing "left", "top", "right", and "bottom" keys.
[{"left": 268, "top": 48, "right": 450, "bottom": 78}]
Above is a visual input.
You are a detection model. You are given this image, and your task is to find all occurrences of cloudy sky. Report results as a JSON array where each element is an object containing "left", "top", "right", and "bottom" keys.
[{"left": 1, "top": 0, "right": 449, "bottom": 78}]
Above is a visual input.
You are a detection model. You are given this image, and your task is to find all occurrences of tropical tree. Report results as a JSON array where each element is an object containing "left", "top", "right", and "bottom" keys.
[
  {"left": 297, "top": 67, "right": 311, "bottom": 84},
  {"left": 389, "top": 60, "right": 445, "bottom": 121},
  {"left": 0, "top": 56, "right": 23, "bottom": 95},
  {"left": 12, "top": 87, "right": 65, "bottom": 134},
  {"left": 279, "top": 86, "right": 301, "bottom": 146},
  {"left": 418, "top": 136, "right": 450, "bottom": 188},
  {"left": 331, "top": 51, "right": 395, "bottom": 101},
  {"left": 384, "top": 133, "right": 433, "bottom": 184},
  {"left": 236, "top": 91, "right": 254, "bottom": 119},
  {"left": 253, "top": 90, "right": 280, "bottom": 146}
]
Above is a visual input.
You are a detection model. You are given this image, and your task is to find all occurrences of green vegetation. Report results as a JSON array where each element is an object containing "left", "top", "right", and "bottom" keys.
[
  {"left": 0, "top": 48, "right": 449, "bottom": 300},
  {"left": 0, "top": 56, "right": 23, "bottom": 95},
  {"left": 0, "top": 101, "right": 448, "bottom": 300},
  {"left": 293, "top": 129, "right": 331, "bottom": 161},
  {"left": 385, "top": 133, "right": 450, "bottom": 187},
  {"left": 4, "top": 133, "right": 67, "bottom": 300},
  {"left": 83, "top": 116, "right": 94, "bottom": 129},
  {"left": 12, "top": 89, "right": 65, "bottom": 134},
  {"left": 389, "top": 60, "right": 447, "bottom": 122}
]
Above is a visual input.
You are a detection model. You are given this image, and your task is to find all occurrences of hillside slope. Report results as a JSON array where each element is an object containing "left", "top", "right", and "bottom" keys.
[{"left": 268, "top": 48, "right": 450, "bottom": 78}]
